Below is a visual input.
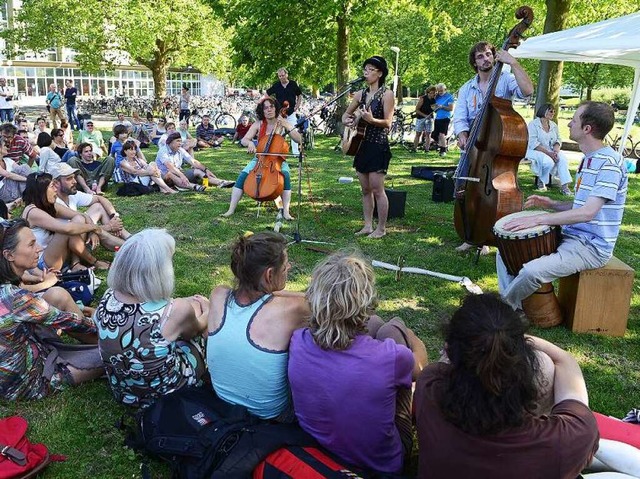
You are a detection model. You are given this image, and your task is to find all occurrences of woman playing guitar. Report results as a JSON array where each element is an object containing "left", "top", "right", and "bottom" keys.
[
  {"left": 342, "top": 56, "right": 395, "bottom": 239},
  {"left": 221, "top": 96, "right": 302, "bottom": 219}
]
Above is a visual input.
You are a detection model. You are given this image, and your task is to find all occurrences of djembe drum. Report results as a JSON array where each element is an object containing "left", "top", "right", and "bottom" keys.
[{"left": 493, "top": 210, "right": 563, "bottom": 328}]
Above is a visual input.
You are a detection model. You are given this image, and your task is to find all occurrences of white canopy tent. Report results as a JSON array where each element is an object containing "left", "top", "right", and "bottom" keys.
[{"left": 511, "top": 11, "right": 640, "bottom": 156}]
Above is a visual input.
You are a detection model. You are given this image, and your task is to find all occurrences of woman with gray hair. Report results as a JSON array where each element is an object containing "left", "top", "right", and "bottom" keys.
[
  {"left": 288, "top": 250, "right": 428, "bottom": 474},
  {"left": 94, "top": 228, "right": 209, "bottom": 407}
]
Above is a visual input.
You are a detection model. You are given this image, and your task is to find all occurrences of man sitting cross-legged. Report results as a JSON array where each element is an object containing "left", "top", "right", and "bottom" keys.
[
  {"left": 66, "top": 142, "right": 116, "bottom": 195},
  {"left": 53, "top": 163, "right": 129, "bottom": 252},
  {"left": 77, "top": 121, "right": 109, "bottom": 158},
  {"left": 195, "top": 115, "right": 224, "bottom": 149}
]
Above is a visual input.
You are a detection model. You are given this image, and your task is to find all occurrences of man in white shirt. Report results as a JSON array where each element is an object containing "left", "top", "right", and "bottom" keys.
[
  {"left": 112, "top": 113, "right": 133, "bottom": 131},
  {"left": 0, "top": 78, "right": 15, "bottom": 123},
  {"left": 53, "top": 163, "right": 130, "bottom": 251}
]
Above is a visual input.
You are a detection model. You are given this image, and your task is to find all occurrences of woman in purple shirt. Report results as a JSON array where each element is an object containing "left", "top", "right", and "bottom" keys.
[{"left": 288, "top": 251, "right": 427, "bottom": 474}]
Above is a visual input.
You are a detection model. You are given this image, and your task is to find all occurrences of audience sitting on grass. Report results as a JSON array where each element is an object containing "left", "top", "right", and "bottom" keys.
[
  {"left": 0, "top": 123, "right": 39, "bottom": 166},
  {"left": 77, "top": 121, "right": 108, "bottom": 158},
  {"left": 111, "top": 124, "right": 146, "bottom": 182},
  {"left": 414, "top": 293, "right": 599, "bottom": 479},
  {"left": 95, "top": 228, "right": 209, "bottom": 408},
  {"left": 21, "top": 172, "right": 110, "bottom": 271},
  {"left": 0, "top": 217, "right": 103, "bottom": 401},
  {"left": 50, "top": 128, "right": 70, "bottom": 160},
  {"left": 207, "top": 231, "right": 309, "bottom": 421},
  {"left": 60, "top": 118, "right": 74, "bottom": 150},
  {"left": 151, "top": 117, "right": 167, "bottom": 146},
  {"left": 67, "top": 143, "right": 116, "bottom": 195},
  {"left": 0, "top": 136, "right": 30, "bottom": 205},
  {"left": 36, "top": 132, "right": 63, "bottom": 175},
  {"left": 120, "top": 140, "right": 177, "bottom": 194},
  {"left": 196, "top": 115, "right": 224, "bottom": 148},
  {"left": 158, "top": 121, "right": 177, "bottom": 148},
  {"left": 53, "top": 163, "right": 128, "bottom": 250},
  {"left": 155, "top": 132, "right": 233, "bottom": 191},
  {"left": 178, "top": 119, "right": 197, "bottom": 155},
  {"left": 131, "top": 111, "right": 151, "bottom": 148},
  {"left": 289, "top": 251, "right": 428, "bottom": 475},
  {"left": 112, "top": 112, "right": 132, "bottom": 131},
  {"left": 233, "top": 115, "right": 253, "bottom": 145}
]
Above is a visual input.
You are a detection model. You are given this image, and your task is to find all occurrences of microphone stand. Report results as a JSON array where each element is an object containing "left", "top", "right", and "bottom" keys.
[{"left": 285, "top": 79, "right": 364, "bottom": 247}]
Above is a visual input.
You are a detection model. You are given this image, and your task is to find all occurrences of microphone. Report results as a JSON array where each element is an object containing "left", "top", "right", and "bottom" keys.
[{"left": 347, "top": 76, "right": 365, "bottom": 85}]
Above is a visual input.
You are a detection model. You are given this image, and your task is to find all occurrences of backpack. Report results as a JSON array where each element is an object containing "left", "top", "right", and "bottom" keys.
[
  {"left": 0, "top": 416, "right": 65, "bottom": 479},
  {"left": 116, "top": 182, "right": 155, "bottom": 196},
  {"left": 254, "top": 446, "right": 407, "bottom": 479},
  {"left": 121, "top": 386, "right": 315, "bottom": 479}
]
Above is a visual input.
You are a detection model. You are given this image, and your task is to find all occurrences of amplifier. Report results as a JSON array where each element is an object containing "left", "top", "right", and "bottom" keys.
[
  {"left": 374, "top": 188, "right": 406, "bottom": 219},
  {"left": 432, "top": 174, "right": 455, "bottom": 203}
]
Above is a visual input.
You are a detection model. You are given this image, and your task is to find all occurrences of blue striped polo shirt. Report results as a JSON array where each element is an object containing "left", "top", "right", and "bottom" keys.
[{"left": 563, "top": 145, "right": 627, "bottom": 259}]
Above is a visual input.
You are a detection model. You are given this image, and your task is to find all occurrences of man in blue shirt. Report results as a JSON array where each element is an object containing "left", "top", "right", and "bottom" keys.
[
  {"left": 497, "top": 101, "right": 627, "bottom": 310},
  {"left": 453, "top": 41, "right": 534, "bottom": 254},
  {"left": 432, "top": 83, "right": 454, "bottom": 157}
]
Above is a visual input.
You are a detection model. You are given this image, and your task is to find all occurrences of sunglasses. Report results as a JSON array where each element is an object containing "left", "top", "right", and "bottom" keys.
[{"left": 0, "top": 219, "right": 25, "bottom": 249}]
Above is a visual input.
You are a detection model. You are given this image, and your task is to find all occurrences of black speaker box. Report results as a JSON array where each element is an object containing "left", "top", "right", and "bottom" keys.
[
  {"left": 374, "top": 188, "right": 406, "bottom": 219},
  {"left": 411, "top": 165, "right": 457, "bottom": 181},
  {"left": 432, "top": 174, "right": 455, "bottom": 203}
]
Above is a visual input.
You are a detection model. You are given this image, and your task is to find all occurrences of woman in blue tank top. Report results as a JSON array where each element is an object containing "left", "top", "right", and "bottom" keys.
[{"left": 206, "top": 231, "right": 309, "bottom": 421}]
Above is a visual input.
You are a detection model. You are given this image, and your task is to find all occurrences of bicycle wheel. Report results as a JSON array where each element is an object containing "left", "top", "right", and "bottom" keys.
[
  {"left": 634, "top": 140, "right": 640, "bottom": 160},
  {"left": 388, "top": 122, "right": 403, "bottom": 146},
  {"left": 215, "top": 113, "right": 236, "bottom": 129},
  {"left": 621, "top": 137, "right": 634, "bottom": 157},
  {"left": 305, "top": 127, "right": 315, "bottom": 150}
]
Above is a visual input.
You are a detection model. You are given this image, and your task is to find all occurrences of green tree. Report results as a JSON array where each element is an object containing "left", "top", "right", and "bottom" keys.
[{"left": 2, "top": 0, "right": 229, "bottom": 98}]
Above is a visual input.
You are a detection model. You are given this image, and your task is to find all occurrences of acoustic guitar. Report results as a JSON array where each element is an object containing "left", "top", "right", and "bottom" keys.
[{"left": 341, "top": 110, "right": 367, "bottom": 156}]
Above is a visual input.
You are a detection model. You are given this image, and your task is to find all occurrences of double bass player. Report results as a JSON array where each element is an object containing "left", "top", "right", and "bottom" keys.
[{"left": 453, "top": 41, "right": 534, "bottom": 254}]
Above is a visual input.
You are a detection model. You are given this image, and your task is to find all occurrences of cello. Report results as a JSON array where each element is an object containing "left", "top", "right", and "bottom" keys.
[
  {"left": 453, "top": 6, "right": 534, "bottom": 247},
  {"left": 243, "top": 102, "right": 290, "bottom": 202}
]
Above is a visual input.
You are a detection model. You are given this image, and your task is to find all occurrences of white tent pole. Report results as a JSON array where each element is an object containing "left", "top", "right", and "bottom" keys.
[{"left": 619, "top": 67, "right": 640, "bottom": 158}]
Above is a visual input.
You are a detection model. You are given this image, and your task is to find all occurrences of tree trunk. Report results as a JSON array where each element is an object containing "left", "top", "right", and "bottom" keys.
[
  {"left": 397, "top": 78, "right": 403, "bottom": 104},
  {"left": 535, "top": 0, "right": 571, "bottom": 118},
  {"left": 586, "top": 86, "right": 593, "bottom": 101},
  {"left": 151, "top": 58, "right": 168, "bottom": 100},
  {"left": 335, "top": 2, "right": 350, "bottom": 134}
]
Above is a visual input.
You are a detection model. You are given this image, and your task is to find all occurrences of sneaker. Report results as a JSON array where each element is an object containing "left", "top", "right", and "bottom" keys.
[
  {"left": 561, "top": 186, "right": 573, "bottom": 196},
  {"left": 439, "top": 150, "right": 446, "bottom": 157},
  {"left": 535, "top": 179, "right": 547, "bottom": 192}
]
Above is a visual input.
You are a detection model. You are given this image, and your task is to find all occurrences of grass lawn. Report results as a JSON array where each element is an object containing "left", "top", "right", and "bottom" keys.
[{"left": 1, "top": 134, "right": 639, "bottom": 478}]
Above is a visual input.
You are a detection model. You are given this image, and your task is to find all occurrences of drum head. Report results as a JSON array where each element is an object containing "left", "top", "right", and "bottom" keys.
[{"left": 494, "top": 210, "right": 551, "bottom": 238}]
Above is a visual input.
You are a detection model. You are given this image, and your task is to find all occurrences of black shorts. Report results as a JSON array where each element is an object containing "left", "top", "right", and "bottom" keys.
[{"left": 433, "top": 118, "right": 450, "bottom": 137}]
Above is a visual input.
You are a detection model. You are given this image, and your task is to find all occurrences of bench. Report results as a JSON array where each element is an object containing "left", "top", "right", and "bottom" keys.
[{"left": 557, "top": 256, "right": 634, "bottom": 336}]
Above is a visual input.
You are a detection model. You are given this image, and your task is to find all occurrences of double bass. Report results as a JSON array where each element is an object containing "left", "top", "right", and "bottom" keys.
[
  {"left": 243, "top": 102, "right": 290, "bottom": 202},
  {"left": 453, "top": 6, "right": 534, "bottom": 247}
]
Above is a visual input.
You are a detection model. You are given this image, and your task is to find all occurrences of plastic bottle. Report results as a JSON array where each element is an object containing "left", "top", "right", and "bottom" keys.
[
  {"left": 338, "top": 177, "right": 354, "bottom": 184},
  {"left": 202, "top": 177, "right": 209, "bottom": 187}
]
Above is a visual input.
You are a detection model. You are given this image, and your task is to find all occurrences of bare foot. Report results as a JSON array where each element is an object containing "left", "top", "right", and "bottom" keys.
[
  {"left": 455, "top": 242, "right": 474, "bottom": 253},
  {"left": 163, "top": 188, "right": 179, "bottom": 194},
  {"left": 479, "top": 245, "right": 490, "bottom": 256},
  {"left": 220, "top": 211, "right": 234, "bottom": 218},
  {"left": 355, "top": 228, "right": 374, "bottom": 236},
  {"left": 367, "top": 230, "right": 386, "bottom": 239},
  {"left": 94, "top": 260, "right": 110, "bottom": 270},
  {"left": 283, "top": 213, "right": 295, "bottom": 221}
]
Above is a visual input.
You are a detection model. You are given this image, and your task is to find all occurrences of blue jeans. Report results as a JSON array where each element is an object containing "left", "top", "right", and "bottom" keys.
[
  {"left": 0, "top": 108, "right": 14, "bottom": 123},
  {"left": 66, "top": 104, "right": 81, "bottom": 130}
]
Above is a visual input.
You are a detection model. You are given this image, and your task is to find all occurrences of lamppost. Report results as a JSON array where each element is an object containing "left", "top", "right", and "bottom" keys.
[{"left": 390, "top": 46, "right": 400, "bottom": 95}]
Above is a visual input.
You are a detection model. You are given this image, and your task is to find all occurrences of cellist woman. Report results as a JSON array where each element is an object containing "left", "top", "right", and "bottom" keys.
[
  {"left": 221, "top": 96, "right": 301, "bottom": 219},
  {"left": 452, "top": 41, "right": 534, "bottom": 254},
  {"left": 342, "top": 56, "right": 394, "bottom": 239}
]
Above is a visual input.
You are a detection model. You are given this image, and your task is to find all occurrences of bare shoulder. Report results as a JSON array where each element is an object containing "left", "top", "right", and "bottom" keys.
[
  {"left": 270, "top": 294, "right": 310, "bottom": 327},
  {"left": 208, "top": 285, "right": 231, "bottom": 331}
]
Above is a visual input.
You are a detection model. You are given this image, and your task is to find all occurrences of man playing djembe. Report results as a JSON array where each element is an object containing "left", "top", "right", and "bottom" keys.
[{"left": 497, "top": 101, "right": 627, "bottom": 311}]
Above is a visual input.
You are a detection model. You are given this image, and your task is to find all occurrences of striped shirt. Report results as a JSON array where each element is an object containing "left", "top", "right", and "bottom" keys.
[
  {"left": 564, "top": 146, "right": 628, "bottom": 259},
  {"left": 6, "top": 134, "right": 36, "bottom": 163},
  {"left": 0, "top": 284, "right": 96, "bottom": 400}
]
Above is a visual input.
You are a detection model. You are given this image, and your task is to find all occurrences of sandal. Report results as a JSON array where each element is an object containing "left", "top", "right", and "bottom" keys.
[
  {"left": 217, "top": 180, "right": 235, "bottom": 189},
  {"left": 193, "top": 184, "right": 207, "bottom": 192}
]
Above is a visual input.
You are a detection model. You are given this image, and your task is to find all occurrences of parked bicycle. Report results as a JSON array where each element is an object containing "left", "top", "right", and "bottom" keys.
[{"left": 605, "top": 126, "right": 640, "bottom": 158}]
